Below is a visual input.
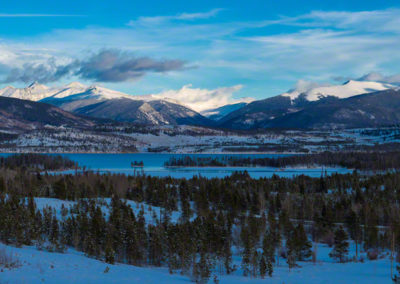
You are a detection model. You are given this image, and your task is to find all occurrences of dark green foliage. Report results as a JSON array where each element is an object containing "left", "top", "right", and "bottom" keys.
[
  {"left": 165, "top": 151, "right": 400, "bottom": 171},
  {"left": 259, "top": 256, "right": 267, "bottom": 278},
  {"left": 329, "top": 226, "right": 349, "bottom": 263},
  {"left": 0, "top": 154, "right": 76, "bottom": 171}
]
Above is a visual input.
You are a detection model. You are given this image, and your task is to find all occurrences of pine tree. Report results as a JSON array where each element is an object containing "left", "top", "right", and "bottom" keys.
[
  {"left": 105, "top": 234, "right": 115, "bottom": 264},
  {"left": 329, "top": 226, "right": 349, "bottom": 263},
  {"left": 294, "top": 223, "right": 312, "bottom": 261},
  {"left": 196, "top": 251, "right": 211, "bottom": 284},
  {"left": 241, "top": 240, "right": 251, "bottom": 276},
  {"left": 287, "top": 249, "right": 296, "bottom": 270},
  {"left": 49, "top": 215, "right": 61, "bottom": 251},
  {"left": 259, "top": 255, "right": 267, "bottom": 278},
  {"left": 267, "top": 258, "right": 273, "bottom": 277},
  {"left": 250, "top": 250, "right": 259, "bottom": 277},
  {"left": 345, "top": 210, "right": 361, "bottom": 259},
  {"left": 286, "top": 229, "right": 297, "bottom": 270},
  {"left": 262, "top": 230, "right": 275, "bottom": 277},
  {"left": 223, "top": 238, "right": 233, "bottom": 274}
]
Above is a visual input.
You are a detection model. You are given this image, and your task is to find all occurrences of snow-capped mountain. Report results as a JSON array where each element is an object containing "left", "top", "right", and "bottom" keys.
[
  {"left": 0, "top": 81, "right": 135, "bottom": 102},
  {"left": 201, "top": 102, "right": 248, "bottom": 121},
  {"left": 2, "top": 79, "right": 399, "bottom": 129},
  {"left": 0, "top": 82, "right": 55, "bottom": 101},
  {"left": 0, "top": 82, "right": 213, "bottom": 126},
  {"left": 281, "top": 80, "right": 394, "bottom": 102},
  {"left": 218, "top": 80, "right": 399, "bottom": 129}
]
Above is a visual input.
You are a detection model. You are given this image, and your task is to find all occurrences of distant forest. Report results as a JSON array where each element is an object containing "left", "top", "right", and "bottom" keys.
[
  {"left": 164, "top": 151, "right": 400, "bottom": 171},
  {"left": 0, "top": 153, "right": 77, "bottom": 171}
]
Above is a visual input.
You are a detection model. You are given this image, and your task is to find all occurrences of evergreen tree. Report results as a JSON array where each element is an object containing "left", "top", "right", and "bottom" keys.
[
  {"left": 267, "top": 258, "right": 273, "bottom": 277},
  {"left": 259, "top": 255, "right": 267, "bottom": 278},
  {"left": 294, "top": 223, "right": 312, "bottom": 261},
  {"left": 105, "top": 233, "right": 115, "bottom": 264},
  {"left": 345, "top": 210, "right": 361, "bottom": 259},
  {"left": 241, "top": 240, "right": 251, "bottom": 276},
  {"left": 262, "top": 230, "right": 275, "bottom": 277},
  {"left": 329, "top": 226, "right": 349, "bottom": 263}
]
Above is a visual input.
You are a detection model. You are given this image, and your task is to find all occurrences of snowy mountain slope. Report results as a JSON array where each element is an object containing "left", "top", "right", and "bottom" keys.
[
  {"left": 1, "top": 80, "right": 398, "bottom": 129},
  {"left": 0, "top": 82, "right": 136, "bottom": 102},
  {"left": 218, "top": 80, "right": 398, "bottom": 129},
  {"left": 0, "top": 81, "right": 55, "bottom": 101},
  {"left": 0, "top": 82, "right": 213, "bottom": 126},
  {"left": 281, "top": 80, "right": 395, "bottom": 102},
  {"left": 74, "top": 98, "right": 213, "bottom": 126},
  {"left": 261, "top": 88, "right": 400, "bottom": 129},
  {"left": 201, "top": 102, "right": 248, "bottom": 121}
]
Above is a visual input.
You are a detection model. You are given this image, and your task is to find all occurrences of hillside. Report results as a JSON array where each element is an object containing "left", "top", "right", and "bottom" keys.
[{"left": 0, "top": 96, "right": 95, "bottom": 131}]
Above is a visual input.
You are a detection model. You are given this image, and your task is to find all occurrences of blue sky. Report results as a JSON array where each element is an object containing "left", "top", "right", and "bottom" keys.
[{"left": 1, "top": 0, "right": 400, "bottom": 107}]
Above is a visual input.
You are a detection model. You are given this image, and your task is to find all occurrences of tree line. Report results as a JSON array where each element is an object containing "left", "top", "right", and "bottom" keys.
[
  {"left": 164, "top": 151, "right": 400, "bottom": 171},
  {"left": 0, "top": 153, "right": 77, "bottom": 171}
]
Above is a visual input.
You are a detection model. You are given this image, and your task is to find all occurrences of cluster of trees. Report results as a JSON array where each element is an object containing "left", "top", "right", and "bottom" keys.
[
  {"left": 0, "top": 153, "right": 77, "bottom": 171},
  {"left": 165, "top": 151, "right": 400, "bottom": 171},
  {"left": 1, "top": 154, "right": 400, "bottom": 281},
  {"left": 165, "top": 156, "right": 226, "bottom": 167}
]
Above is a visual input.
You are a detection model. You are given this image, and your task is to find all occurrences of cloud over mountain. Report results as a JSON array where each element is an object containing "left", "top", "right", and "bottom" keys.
[
  {"left": 357, "top": 72, "right": 400, "bottom": 85},
  {"left": 151, "top": 84, "right": 252, "bottom": 112},
  {"left": 1, "top": 49, "right": 187, "bottom": 84},
  {"left": 1, "top": 8, "right": 400, "bottom": 99}
]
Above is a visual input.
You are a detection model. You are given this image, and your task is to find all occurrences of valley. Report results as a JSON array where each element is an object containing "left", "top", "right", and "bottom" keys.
[{"left": 0, "top": 124, "right": 399, "bottom": 154}]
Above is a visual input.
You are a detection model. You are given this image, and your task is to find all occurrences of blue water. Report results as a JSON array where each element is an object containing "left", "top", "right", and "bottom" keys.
[{"left": 0, "top": 153, "right": 351, "bottom": 178}]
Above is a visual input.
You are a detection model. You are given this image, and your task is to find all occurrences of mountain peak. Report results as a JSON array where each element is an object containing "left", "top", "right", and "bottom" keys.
[
  {"left": 65, "top": 82, "right": 87, "bottom": 89},
  {"left": 342, "top": 79, "right": 355, "bottom": 85},
  {"left": 27, "top": 81, "right": 48, "bottom": 91},
  {"left": 28, "top": 81, "right": 39, "bottom": 87},
  {"left": 281, "top": 79, "right": 394, "bottom": 102}
]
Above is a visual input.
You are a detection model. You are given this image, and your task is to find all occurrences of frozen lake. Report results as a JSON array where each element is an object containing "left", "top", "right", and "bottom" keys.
[{"left": 0, "top": 153, "right": 351, "bottom": 178}]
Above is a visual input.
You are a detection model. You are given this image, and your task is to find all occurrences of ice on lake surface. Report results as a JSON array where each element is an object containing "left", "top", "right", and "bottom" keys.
[{"left": 0, "top": 153, "right": 351, "bottom": 178}]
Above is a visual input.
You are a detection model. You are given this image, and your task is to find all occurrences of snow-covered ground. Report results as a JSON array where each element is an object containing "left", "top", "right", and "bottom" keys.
[
  {"left": 0, "top": 241, "right": 392, "bottom": 283},
  {"left": 1, "top": 197, "right": 393, "bottom": 283},
  {"left": 128, "top": 126, "right": 400, "bottom": 153},
  {"left": 1, "top": 125, "right": 400, "bottom": 154}
]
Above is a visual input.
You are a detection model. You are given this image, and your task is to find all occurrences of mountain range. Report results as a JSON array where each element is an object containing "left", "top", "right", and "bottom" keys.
[
  {"left": 217, "top": 80, "right": 399, "bottom": 129},
  {"left": 0, "top": 79, "right": 399, "bottom": 130},
  {"left": 0, "top": 82, "right": 213, "bottom": 127}
]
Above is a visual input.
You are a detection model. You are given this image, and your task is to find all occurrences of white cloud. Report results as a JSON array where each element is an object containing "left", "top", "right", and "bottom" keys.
[
  {"left": 175, "top": 9, "right": 223, "bottom": 20},
  {"left": 150, "top": 84, "right": 252, "bottom": 112},
  {"left": 275, "top": 9, "right": 400, "bottom": 33},
  {"left": 0, "top": 14, "right": 83, "bottom": 17},
  {"left": 128, "top": 8, "right": 223, "bottom": 25},
  {"left": 358, "top": 72, "right": 400, "bottom": 84},
  {"left": 289, "top": 80, "right": 327, "bottom": 93},
  {"left": 1, "top": 8, "right": 400, "bottom": 98}
]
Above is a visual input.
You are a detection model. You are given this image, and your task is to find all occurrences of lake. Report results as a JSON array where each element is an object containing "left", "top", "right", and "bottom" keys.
[{"left": 0, "top": 153, "right": 351, "bottom": 178}]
